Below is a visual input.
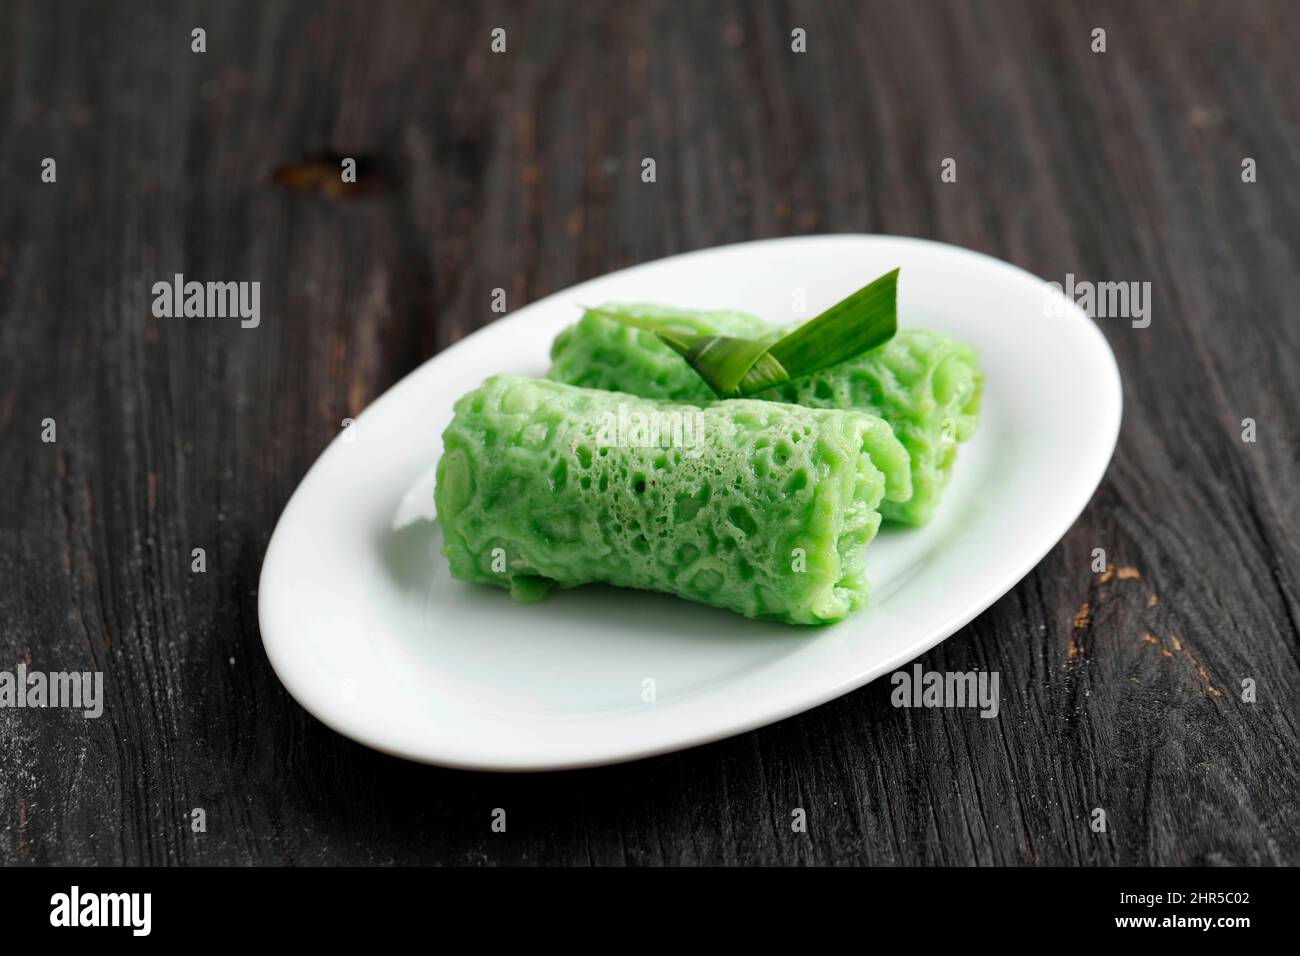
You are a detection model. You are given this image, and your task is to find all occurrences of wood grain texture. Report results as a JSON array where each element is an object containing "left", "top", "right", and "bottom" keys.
[{"left": 0, "top": 0, "right": 1296, "bottom": 865}]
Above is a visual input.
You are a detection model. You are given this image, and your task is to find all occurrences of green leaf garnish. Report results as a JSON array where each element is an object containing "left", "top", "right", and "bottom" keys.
[{"left": 585, "top": 268, "right": 899, "bottom": 398}]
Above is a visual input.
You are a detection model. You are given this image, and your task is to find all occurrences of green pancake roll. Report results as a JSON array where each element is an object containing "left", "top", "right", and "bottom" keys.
[
  {"left": 548, "top": 305, "right": 983, "bottom": 525},
  {"left": 435, "top": 375, "right": 911, "bottom": 625}
]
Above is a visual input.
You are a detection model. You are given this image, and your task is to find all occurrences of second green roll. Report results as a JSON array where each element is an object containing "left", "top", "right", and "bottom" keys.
[{"left": 548, "top": 305, "right": 983, "bottom": 525}]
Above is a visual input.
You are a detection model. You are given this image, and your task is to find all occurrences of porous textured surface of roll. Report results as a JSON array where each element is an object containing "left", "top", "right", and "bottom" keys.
[{"left": 435, "top": 375, "right": 910, "bottom": 624}]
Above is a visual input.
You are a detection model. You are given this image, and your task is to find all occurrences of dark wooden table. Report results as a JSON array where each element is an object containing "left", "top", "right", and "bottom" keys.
[{"left": 1, "top": 0, "right": 1295, "bottom": 866}]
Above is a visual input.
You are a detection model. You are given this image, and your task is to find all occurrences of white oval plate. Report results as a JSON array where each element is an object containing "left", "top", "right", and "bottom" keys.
[{"left": 259, "top": 235, "right": 1121, "bottom": 771}]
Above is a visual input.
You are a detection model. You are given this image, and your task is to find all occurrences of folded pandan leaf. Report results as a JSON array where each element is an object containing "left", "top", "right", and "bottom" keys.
[{"left": 585, "top": 268, "right": 899, "bottom": 398}]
